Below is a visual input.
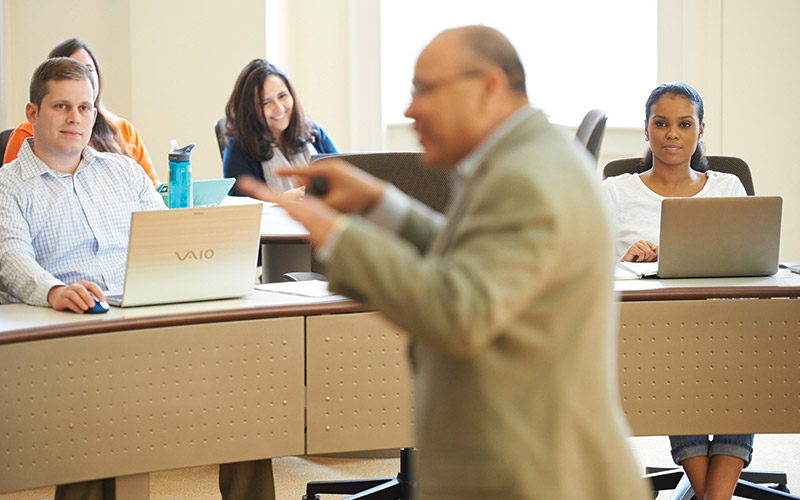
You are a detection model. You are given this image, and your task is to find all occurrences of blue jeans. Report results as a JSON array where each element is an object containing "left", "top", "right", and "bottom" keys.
[{"left": 669, "top": 434, "right": 754, "bottom": 467}]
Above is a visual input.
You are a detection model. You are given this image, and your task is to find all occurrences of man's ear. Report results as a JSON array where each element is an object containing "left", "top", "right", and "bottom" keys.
[
  {"left": 476, "top": 67, "right": 507, "bottom": 115},
  {"left": 25, "top": 102, "right": 38, "bottom": 126},
  {"left": 481, "top": 67, "right": 507, "bottom": 96}
]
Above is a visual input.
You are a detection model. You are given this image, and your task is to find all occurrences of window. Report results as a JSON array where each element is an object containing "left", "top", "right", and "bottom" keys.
[{"left": 380, "top": 0, "right": 656, "bottom": 128}]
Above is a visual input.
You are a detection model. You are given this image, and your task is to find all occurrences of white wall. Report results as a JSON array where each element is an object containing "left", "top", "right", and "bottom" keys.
[
  {"left": 2, "top": 1, "right": 131, "bottom": 125},
  {"left": 126, "top": 0, "right": 267, "bottom": 181},
  {"left": 658, "top": 0, "right": 800, "bottom": 260},
  {"left": 0, "top": 0, "right": 7, "bottom": 128},
  {"left": 282, "top": 0, "right": 382, "bottom": 153},
  {"left": 720, "top": 0, "right": 800, "bottom": 260}
]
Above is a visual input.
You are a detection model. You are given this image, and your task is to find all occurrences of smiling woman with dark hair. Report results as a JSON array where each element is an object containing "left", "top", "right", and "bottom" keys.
[{"left": 222, "top": 59, "right": 337, "bottom": 197}]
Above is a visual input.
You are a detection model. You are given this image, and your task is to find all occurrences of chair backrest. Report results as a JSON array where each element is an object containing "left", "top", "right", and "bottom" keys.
[
  {"left": 0, "top": 128, "right": 14, "bottom": 166},
  {"left": 214, "top": 118, "right": 227, "bottom": 159},
  {"left": 311, "top": 152, "right": 452, "bottom": 213},
  {"left": 602, "top": 155, "right": 756, "bottom": 196},
  {"left": 574, "top": 109, "right": 607, "bottom": 161}
]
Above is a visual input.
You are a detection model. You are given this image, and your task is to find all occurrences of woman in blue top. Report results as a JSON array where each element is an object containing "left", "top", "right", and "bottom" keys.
[{"left": 223, "top": 59, "right": 337, "bottom": 197}]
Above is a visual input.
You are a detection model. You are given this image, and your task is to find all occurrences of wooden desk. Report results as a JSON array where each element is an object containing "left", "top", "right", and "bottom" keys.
[
  {"left": 0, "top": 290, "right": 413, "bottom": 497},
  {"left": 614, "top": 270, "right": 800, "bottom": 436},
  {"left": 2, "top": 271, "right": 798, "bottom": 496}
]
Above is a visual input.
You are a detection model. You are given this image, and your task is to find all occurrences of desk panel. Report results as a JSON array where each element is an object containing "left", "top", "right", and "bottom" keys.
[
  {"left": 619, "top": 298, "right": 800, "bottom": 436},
  {"left": 305, "top": 312, "right": 414, "bottom": 454},
  {"left": 0, "top": 317, "right": 305, "bottom": 493}
]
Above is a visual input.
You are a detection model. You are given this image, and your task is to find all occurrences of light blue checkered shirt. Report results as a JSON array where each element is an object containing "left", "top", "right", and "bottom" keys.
[{"left": 0, "top": 138, "right": 166, "bottom": 306}]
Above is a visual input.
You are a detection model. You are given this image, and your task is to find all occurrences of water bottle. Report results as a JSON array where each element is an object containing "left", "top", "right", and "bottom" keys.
[{"left": 168, "top": 141, "right": 195, "bottom": 209}]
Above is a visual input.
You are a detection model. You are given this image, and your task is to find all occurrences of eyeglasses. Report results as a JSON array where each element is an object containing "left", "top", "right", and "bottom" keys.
[{"left": 410, "top": 69, "right": 485, "bottom": 98}]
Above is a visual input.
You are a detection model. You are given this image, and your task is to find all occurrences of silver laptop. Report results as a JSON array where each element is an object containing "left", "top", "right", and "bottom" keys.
[
  {"left": 106, "top": 204, "right": 262, "bottom": 307},
  {"left": 622, "top": 196, "right": 782, "bottom": 279}
]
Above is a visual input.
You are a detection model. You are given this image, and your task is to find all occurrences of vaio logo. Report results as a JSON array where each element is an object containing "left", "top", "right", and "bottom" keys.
[{"left": 175, "top": 249, "right": 215, "bottom": 261}]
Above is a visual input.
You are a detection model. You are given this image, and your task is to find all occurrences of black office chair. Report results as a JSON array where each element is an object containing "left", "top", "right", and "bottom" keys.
[
  {"left": 311, "top": 151, "right": 452, "bottom": 213},
  {"left": 574, "top": 109, "right": 607, "bottom": 162},
  {"left": 0, "top": 128, "right": 14, "bottom": 166},
  {"left": 285, "top": 151, "right": 451, "bottom": 284},
  {"left": 214, "top": 118, "right": 227, "bottom": 159},
  {"left": 605, "top": 155, "right": 797, "bottom": 500},
  {"left": 300, "top": 152, "right": 451, "bottom": 500},
  {"left": 603, "top": 155, "right": 756, "bottom": 196}
]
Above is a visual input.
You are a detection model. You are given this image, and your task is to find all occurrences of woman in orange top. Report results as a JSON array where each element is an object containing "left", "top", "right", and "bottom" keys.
[{"left": 2, "top": 38, "right": 160, "bottom": 187}]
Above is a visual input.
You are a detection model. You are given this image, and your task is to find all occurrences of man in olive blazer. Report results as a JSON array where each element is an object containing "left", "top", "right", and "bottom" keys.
[{"left": 239, "top": 25, "right": 648, "bottom": 500}]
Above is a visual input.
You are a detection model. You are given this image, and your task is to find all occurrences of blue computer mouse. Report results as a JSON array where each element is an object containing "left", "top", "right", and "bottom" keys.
[{"left": 86, "top": 297, "right": 110, "bottom": 314}]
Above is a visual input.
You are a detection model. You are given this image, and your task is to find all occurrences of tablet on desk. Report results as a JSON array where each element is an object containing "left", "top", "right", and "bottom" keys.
[
  {"left": 157, "top": 178, "right": 236, "bottom": 207},
  {"left": 779, "top": 262, "right": 800, "bottom": 274}
]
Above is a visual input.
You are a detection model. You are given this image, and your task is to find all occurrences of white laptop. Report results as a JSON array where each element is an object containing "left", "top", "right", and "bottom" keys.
[
  {"left": 619, "top": 196, "right": 782, "bottom": 279},
  {"left": 106, "top": 204, "right": 262, "bottom": 307}
]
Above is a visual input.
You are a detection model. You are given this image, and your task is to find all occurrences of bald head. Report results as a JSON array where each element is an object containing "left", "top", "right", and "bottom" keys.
[
  {"left": 405, "top": 25, "right": 529, "bottom": 167},
  {"left": 439, "top": 25, "right": 527, "bottom": 97}
]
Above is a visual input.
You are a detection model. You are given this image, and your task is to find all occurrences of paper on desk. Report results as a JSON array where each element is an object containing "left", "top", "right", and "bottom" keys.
[
  {"left": 255, "top": 280, "right": 333, "bottom": 298},
  {"left": 220, "top": 195, "right": 276, "bottom": 208},
  {"left": 615, "top": 264, "right": 641, "bottom": 280},
  {"left": 615, "top": 261, "right": 658, "bottom": 279}
]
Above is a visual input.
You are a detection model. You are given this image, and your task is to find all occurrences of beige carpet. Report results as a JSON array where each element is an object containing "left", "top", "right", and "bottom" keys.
[{"left": 1, "top": 436, "right": 798, "bottom": 500}]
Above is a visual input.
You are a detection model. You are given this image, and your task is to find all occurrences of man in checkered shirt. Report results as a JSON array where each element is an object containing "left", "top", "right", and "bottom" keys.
[{"left": 0, "top": 57, "right": 165, "bottom": 313}]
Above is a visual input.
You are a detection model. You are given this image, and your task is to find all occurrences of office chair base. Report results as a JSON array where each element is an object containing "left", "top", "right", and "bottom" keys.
[
  {"left": 283, "top": 271, "right": 327, "bottom": 282},
  {"left": 303, "top": 447, "right": 415, "bottom": 500},
  {"left": 644, "top": 466, "right": 797, "bottom": 500}
]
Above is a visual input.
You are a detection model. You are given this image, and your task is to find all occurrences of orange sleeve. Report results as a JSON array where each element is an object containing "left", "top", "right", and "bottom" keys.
[
  {"left": 3, "top": 122, "right": 34, "bottom": 165},
  {"left": 116, "top": 118, "right": 161, "bottom": 187}
]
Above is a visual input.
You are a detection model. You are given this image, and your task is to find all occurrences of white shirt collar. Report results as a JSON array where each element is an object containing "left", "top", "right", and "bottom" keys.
[{"left": 18, "top": 137, "right": 98, "bottom": 179}]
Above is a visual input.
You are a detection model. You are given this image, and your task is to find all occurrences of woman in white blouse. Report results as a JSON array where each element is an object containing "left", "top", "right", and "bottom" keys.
[
  {"left": 602, "top": 82, "right": 752, "bottom": 500},
  {"left": 602, "top": 82, "right": 746, "bottom": 262}
]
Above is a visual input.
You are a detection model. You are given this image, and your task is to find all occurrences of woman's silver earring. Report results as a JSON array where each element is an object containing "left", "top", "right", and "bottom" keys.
[{"left": 645, "top": 136, "right": 649, "bottom": 142}]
